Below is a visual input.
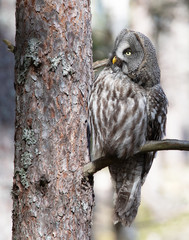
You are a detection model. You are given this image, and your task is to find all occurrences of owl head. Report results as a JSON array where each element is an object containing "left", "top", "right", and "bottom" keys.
[{"left": 109, "top": 29, "right": 160, "bottom": 88}]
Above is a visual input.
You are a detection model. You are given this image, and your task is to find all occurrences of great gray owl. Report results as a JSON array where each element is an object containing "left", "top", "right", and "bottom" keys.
[{"left": 88, "top": 29, "right": 168, "bottom": 226}]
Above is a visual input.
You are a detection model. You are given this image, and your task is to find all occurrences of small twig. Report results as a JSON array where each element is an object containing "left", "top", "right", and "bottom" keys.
[
  {"left": 83, "top": 139, "right": 189, "bottom": 177},
  {"left": 93, "top": 58, "right": 108, "bottom": 70},
  {"left": 3, "top": 39, "right": 15, "bottom": 53}
]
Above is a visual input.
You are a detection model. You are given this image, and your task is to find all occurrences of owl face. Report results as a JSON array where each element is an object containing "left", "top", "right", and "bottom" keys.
[
  {"left": 111, "top": 30, "right": 144, "bottom": 75},
  {"left": 110, "top": 29, "right": 160, "bottom": 88}
]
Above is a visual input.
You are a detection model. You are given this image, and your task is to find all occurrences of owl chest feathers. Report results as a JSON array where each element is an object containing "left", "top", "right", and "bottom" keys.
[{"left": 89, "top": 68, "right": 148, "bottom": 160}]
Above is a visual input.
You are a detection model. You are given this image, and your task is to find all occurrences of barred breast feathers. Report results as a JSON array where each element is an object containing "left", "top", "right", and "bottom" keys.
[{"left": 89, "top": 67, "right": 148, "bottom": 161}]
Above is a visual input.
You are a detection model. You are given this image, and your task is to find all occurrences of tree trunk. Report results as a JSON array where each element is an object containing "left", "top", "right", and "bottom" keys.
[{"left": 12, "top": 0, "right": 93, "bottom": 239}]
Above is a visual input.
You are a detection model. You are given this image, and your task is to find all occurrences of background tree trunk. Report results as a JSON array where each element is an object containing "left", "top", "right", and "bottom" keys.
[{"left": 12, "top": 0, "right": 94, "bottom": 239}]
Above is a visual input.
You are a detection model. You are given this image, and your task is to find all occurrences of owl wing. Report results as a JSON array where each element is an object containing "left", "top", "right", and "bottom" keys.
[
  {"left": 139, "top": 84, "right": 168, "bottom": 183},
  {"left": 147, "top": 84, "right": 168, "bottom": 141}
]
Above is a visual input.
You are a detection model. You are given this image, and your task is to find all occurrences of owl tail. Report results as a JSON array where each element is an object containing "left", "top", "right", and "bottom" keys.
[
  {"left": 113, "top": 175, "right": 142, "bottom": 226},
  {"left": 109, "top": 154, "right": 153, "bottom": 226}
]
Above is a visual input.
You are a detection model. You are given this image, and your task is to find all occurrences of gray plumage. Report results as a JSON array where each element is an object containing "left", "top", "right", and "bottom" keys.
[{"left": 88, "top": 29, "right": 168, "bottom": 226}]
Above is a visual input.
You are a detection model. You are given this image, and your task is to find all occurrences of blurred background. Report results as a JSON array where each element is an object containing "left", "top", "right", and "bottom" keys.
[{"left": 1, "top": 0, "right": 189, "bottom": 239}]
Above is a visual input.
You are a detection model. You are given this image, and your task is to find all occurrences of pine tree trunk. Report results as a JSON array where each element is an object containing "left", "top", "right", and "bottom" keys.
[{"left": 12, "top": 0, "right": 94, "bottom": 239}]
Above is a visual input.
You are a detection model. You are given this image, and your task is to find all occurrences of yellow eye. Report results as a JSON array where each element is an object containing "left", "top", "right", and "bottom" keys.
[
  {"left": 123, "top": 48, "right": 132, "bottom": 56},
  {"left": 126, "top": 51, "right": 131, "bottom": 56}
]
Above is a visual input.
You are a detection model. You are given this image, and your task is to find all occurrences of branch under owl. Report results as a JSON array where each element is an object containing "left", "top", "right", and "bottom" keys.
[{"left": 83, "top": 139, "right": 189, "bottom": 177}]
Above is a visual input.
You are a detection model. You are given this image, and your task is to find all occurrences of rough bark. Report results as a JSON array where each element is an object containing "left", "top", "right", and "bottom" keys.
[{"left": 12, "top": 0, "right": 94, "bottom": 239}]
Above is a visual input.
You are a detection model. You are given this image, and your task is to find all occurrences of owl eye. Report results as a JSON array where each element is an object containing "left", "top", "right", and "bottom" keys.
[{"left": 123, "top": 48, "right": 132, "bottom": 56}]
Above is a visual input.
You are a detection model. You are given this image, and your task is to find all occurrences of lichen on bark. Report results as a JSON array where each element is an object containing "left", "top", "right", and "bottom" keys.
[{"left": 16, "top": 38, "right": 41, "bottom": 84}]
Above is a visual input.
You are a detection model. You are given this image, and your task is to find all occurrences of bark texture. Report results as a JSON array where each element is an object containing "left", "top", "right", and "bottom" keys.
[{"left": 13, "top": 0, "right": 93, "bottom": 239}]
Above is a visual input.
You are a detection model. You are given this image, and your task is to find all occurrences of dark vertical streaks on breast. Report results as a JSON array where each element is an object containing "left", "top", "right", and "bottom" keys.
[
  {"left": 125, "top": 86, "right": 132, "bottom": 99},
  {"left": 132, "top": 98, "right": 139, "bottom": 114},
  {"left": 112, "top": 88, "right": 117, "bottom": 100},
  {"left": 111, "top": 102, "right": 121, "bottom": 123},
  {"left": 135, "top": 110, "right": 143, "bottom": 126},
  {"left": 119, "top": 86, "right": 124, "bottom": 99},
  {"left": 109, "top": 106, "right": 129, "bottom": 140}
]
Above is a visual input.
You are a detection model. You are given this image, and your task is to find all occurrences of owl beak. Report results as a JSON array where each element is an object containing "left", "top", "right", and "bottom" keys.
[{"left": 112, "top": 56, "right": 117, "bottom": 64}]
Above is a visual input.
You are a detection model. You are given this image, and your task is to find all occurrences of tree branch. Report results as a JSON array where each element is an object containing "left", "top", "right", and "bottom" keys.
[
  {"left": 83, "top": 139, "right": 189, "bottom": 177},
  {"left": 93, "top": 58, "right": 108, "bottom": 70}
]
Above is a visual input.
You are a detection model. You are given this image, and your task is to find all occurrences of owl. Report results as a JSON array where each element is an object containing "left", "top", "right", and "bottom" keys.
[{"left": 88, "top": 29, "right": 168, "bottom": 226}]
